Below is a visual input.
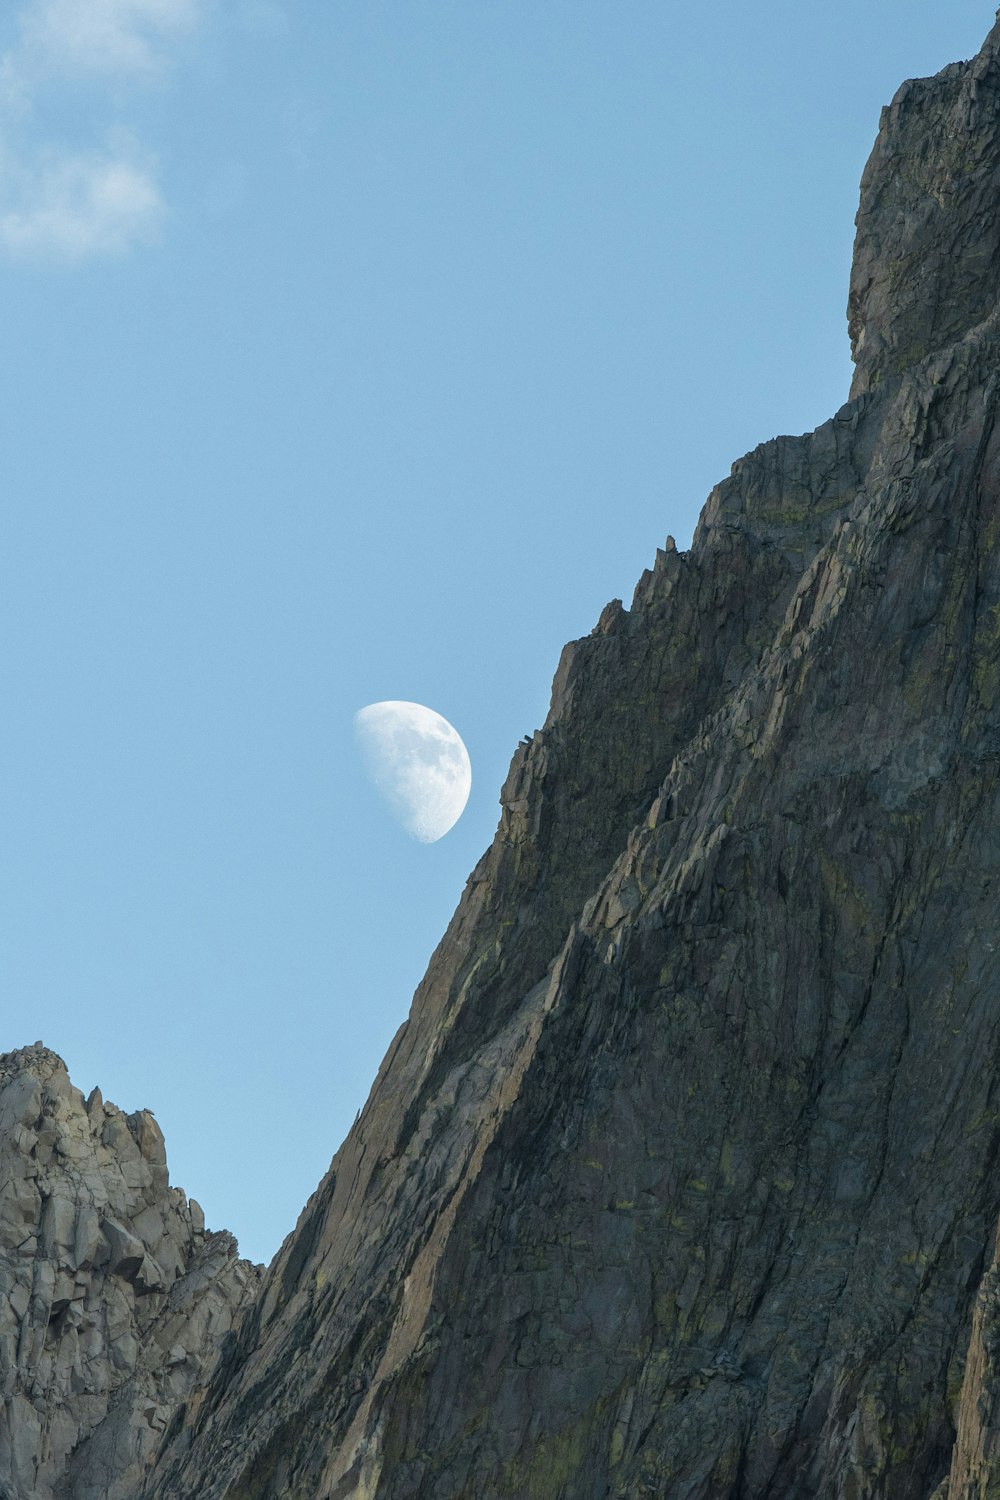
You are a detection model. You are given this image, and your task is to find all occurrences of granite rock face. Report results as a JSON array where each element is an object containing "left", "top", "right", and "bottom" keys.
[
  {"left": 0, "top": 1045, "right": 260, "bottom": 1500},
  {"left": 14, "top": 13, "right": 1000, "bottom": 1500},
  {"left": 134, "top": 14, "right": 1000, "bottom": 1499},
  {"left": 849, "top": 15, "right": 1000, "bottom": 399}
]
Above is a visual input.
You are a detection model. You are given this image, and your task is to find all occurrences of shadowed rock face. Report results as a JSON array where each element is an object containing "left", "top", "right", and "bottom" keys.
[
  {"left": 11, "top": 14, "right": 1000, "bottom": 1500},
  {"left": 849, "top": 16, "right": 1000, "bottom": 399}
]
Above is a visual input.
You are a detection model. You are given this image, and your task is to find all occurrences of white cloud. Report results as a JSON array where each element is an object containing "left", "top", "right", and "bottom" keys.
[
  {"left": 0, "top": 0, "right": 203, "bottom": 262},
  {"left": 0, "top": 146, "right": 164, "bottom": 261},
  {"left": 17, "top": 0, "right": 203, "bottom": 78}
]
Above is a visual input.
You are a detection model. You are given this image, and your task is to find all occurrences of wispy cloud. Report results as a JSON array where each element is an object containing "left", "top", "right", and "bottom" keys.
[
  {"left": 0, "top": 0, "right": 204, "bottom": 263},
  {"left": 0, "top": 143, "right": 164, "bottom": 261},
  {"left": 16, "top": 0, "right": 201, "bottom": 78}
]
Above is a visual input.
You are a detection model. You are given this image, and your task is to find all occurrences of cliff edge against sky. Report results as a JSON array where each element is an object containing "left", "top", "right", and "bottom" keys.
[{"left": 10, "top": 13, "right": 1000, "bottom": 1500}]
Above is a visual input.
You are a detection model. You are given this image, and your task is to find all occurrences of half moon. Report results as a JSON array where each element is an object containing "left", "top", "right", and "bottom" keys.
[{"left": 353, "top": 701, "right": 472, "bottom": 843}]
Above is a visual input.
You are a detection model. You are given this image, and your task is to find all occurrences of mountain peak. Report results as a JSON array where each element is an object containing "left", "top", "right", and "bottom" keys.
[{"left": 849, "top": 15, "right": 1000, "bottom": 397}]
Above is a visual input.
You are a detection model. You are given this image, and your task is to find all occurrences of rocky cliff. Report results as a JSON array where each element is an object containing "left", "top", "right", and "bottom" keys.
[
  {"left": 11, "top": 13, "right": 1000, "bottom": 1500},
  {"left": 0, "top": 1045, "right": 259, "bottom": 1500}
]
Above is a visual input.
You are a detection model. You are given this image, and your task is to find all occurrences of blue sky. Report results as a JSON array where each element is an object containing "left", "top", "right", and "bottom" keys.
[{"left": 1, "top": 0, "right": 993, "bottom": 1264}]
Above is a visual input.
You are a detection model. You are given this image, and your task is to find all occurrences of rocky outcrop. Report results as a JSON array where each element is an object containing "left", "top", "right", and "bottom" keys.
[
  {"left": 0, "top": 1044, "right": 259, "bottom": 1500},
  {"left": 849, "top": 15, "right": 1000, "bottom": 398},
  {"left": 14, "top": 13, "right": 1000, "bottom": 1500}
]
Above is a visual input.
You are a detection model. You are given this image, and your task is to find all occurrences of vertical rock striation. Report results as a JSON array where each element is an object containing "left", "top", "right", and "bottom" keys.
[
  {"left": 0, "top": 1045, "right": 260, "bottom": 1500},
  {"left": 947, "top": 1221, "right": 1000, "bottom": 1498}
]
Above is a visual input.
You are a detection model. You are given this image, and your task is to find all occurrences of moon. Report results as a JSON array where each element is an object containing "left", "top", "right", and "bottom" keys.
[{"left": 353, "top": 701, "right": 472, "bottom": 843}]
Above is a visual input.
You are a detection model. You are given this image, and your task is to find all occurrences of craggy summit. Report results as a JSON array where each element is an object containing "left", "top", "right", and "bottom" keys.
[{"left": 10, "top": 14, "right": 1000, "bottom": 1500}]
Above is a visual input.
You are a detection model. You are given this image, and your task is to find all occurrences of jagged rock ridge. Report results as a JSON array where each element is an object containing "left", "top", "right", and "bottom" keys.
[
  {"left": 11, "top": 13, "right": 1000, "bottom": 1500},
  {"left": 0, "top": 1045, "right": 259, "bottom": 1500}
]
